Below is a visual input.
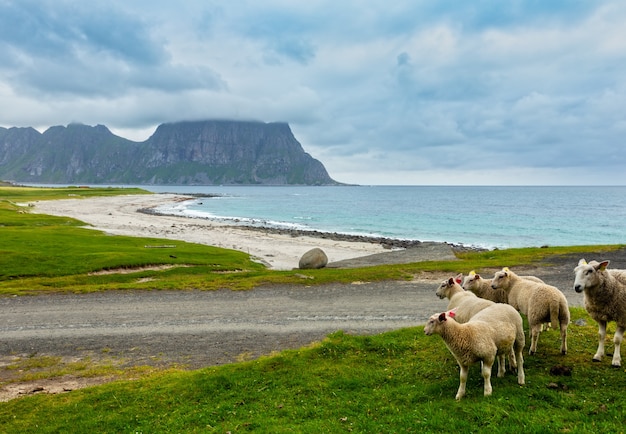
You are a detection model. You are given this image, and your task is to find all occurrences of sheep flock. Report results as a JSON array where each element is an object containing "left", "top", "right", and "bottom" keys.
[{"left": 425, "top": 258, "right": 626, "bottom": 400}]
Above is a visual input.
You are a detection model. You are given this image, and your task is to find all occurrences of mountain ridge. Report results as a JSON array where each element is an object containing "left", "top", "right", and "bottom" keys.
[{"left": 0, "top": 120, "right": 340, "bottom": 185}]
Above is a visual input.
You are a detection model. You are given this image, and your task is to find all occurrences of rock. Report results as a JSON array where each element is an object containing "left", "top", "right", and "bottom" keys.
[{"left": 299, "top": 248, "right": 328, "bottom": 269}]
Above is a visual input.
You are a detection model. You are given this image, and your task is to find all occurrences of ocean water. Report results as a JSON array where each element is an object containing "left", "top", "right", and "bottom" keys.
[{"left": 142, "top": 185, "right": 626, "bottom": 250}]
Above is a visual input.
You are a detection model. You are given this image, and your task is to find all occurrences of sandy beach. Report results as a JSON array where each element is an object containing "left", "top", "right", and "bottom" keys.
[{"left": 31, "top": 193, "right": 390, "bottom": 270}]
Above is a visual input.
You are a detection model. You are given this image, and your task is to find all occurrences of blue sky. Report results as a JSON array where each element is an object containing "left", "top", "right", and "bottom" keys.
[{"left": 1, "top": 1, "right": 625, "bottom": 185}]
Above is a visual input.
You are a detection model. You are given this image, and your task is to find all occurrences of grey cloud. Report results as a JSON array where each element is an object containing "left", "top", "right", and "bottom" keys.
[{"left": 0, "top": 2, "right": 164, "bottom": 64}]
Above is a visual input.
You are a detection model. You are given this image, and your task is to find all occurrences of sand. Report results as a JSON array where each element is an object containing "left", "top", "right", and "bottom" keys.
[{"left": 30, "top": 194, "right": 389, "bottom": 270}]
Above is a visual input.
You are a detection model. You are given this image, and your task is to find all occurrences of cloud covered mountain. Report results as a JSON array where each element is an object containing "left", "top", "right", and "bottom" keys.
[{"left": 0, "top": 120, "right": 339, "bottom": 185}]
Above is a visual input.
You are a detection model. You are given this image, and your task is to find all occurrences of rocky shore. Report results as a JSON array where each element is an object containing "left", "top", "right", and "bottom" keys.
[{"left": 139, "top": 206, "right": 485, "bottom": 254}]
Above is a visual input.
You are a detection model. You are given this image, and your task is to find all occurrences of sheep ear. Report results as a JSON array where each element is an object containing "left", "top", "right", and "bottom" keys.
[
  {"left": 448, "top": 308, "right": 457, "bottom": 318},
  {"left": 454, "top": 274, "right": 463, "bottom": 284},
  {"left": 469, "top": 270, "right": 476, "bottom": 276},
  {"left": 598, "top": 260, "right": 610, "bottom": 271},
  {"left": 503, "top": 267, "right": 510, "bottom": 272},
  {"left": 579, "top": 259, "right": 588, "bottom": 266},
  {"left": 447, "top": 277, "right": 455, "bottom": 285},
  {"left": 438, "top": 312, "right": 447, "bottom": 322}
]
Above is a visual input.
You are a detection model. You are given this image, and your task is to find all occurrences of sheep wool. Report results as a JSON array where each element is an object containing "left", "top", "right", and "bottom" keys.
[
  {"left": 461, "top": 271, "right": 545, "bottom": 304},
  {"left": 574, "top": 259, "right": 626, "bottom": 367},
  {"left": 461, "top": 271, "right": 508, "bottom": 303},
  {"left": 424, "top": 304, "right": 525, "bottom": 400},
  {"left": 435, "top": 276, "right": 494, "bottom": 324},
  {"left": 491, "top": 267, "right": 569, "bottom": 355}
]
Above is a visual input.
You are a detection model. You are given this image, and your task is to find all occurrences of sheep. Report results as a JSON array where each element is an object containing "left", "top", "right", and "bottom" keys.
[
  {"left": 436, "top": 276, "right": 495, "bottom": 323},
  {"left": 461, "top": 271, "right": 544, "bottom": 304},
  {"left": 573, "top": 259, "right": 626, "bottom": 367},
  {"left": 460, "top": 271, "right": 509, "bottom": 303},
  {"left": 424, "top": 304, "right": 525, "bottom": 400},
  {"left": 491, "top": 267, "right": 570, "bottom": 355},
  {"left": 461, "top": 271, "right": 552, "bottom": 331},
  {"left": 436, "top": 276, "right": 520, "bottom": 371}
]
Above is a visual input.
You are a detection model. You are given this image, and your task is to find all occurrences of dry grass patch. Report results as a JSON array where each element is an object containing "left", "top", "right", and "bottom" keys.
[{"left": 88, "top": 264, "right": 192, "bottom": 275}]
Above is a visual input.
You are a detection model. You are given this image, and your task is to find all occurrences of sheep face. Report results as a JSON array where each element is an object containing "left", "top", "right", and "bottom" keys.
[
  {"left": 574, "top": 259, "right": 608, "bottom": 293},
  {"left": 462, "top": 271, "right": 481, "bottom": 290},
  {"left": 424, "top": 312, "right": 445, "bottom": 335},
  {"left": 491, "top": 269, "right": 510, "bottom": 290},
  {"left": 424, "top": 310, "right": 456, "bottom": 335},
  {"left": 436, "top": 277, "right": 456, "bottom": 299}
]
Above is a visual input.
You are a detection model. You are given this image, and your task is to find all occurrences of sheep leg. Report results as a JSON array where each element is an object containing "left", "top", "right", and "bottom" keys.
[
  {"left": 456, "top": 365, "right": 468, "bottom": 401},
  {"left": 560, "top": 321, "right": 568, "bottom": 355},
  {"left": 496, "top": 354, "right": 506, "bottom": 378},
  {"left": 515, "top": 350, "right": 525, "bottom": 385},
  {"left": 611, "top": 326, "right": 624, "bottom": 368},
  {"left": 481, "top": 361, "right": 493, "bottom": 397},
  {"left": 593, "top": 321, "right": 607, "bottom": 362},
  {"left": 508, "top": 348, "right": 517, "bottom": 372},
  {"left": 529, "top": 323, "right": 541, "bottom": 355}
]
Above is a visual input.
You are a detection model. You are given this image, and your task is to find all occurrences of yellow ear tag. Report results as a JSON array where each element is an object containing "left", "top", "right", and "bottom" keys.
[
  {"left": 503, "top": 267, "right": 510, "bottom": 272},
  {"left": 469, "top": 270, "right": 476, "bottom": 276}
]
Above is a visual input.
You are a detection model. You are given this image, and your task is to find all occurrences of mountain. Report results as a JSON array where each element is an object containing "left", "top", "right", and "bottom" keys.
[{"left": 0, "top": 120, "right": 340, "bottom": 185}]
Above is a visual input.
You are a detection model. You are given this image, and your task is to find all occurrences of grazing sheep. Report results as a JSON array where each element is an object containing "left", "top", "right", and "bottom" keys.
[
  {"left": 491, "top": 267, "right": 570, "bottom": 355},
  {"left": 435, "top": 276, "right": 494, "bottom": 323},
  {"left": 424, "top": 305, "right": 525, "bottom": 400},
  {"left": 461, "top": 271, "right": 544, "bottom": 304},
  {"left": 574, "top": 259, "right": 626, "bottom": 367}
]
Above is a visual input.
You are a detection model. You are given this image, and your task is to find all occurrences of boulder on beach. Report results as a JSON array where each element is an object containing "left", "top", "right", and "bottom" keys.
[{"left": 299, "top": 248, "right": 328, "bottom": 269}]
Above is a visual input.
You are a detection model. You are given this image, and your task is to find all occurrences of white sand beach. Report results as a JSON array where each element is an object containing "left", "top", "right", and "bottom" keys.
[{"left": 31, "top": 194, "right": 389, "bottom": 270}]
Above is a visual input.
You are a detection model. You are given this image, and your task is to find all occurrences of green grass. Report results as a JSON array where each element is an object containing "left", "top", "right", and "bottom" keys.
[
  {"left": 1, "top": 308, "right": 625, "bottom": 432},
  {"left": 2, "top": 185, "right": 626, "bottom": 431}
]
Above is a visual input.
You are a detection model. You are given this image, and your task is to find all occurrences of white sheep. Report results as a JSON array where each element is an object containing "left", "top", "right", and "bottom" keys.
[
  {"left": 424, "top": 304, "right": 525, "bottom": 400},
  {"left": 573, "top": 259, "right": 626, "bottom": 367},
  {"left": 491, "top": 267, "right": 570, "bottom": 355},
  {"left": 436, "top": 276, "right": 521, "bottom": 372},
  {"left": 435, "top": 276, "right": 495, "bottom": 324},
  {"left": 460, "top": 271, "right": 509, "bottom": 303},
  {"left": 461, "top": 271, "right": 544, "bottom": 304}
]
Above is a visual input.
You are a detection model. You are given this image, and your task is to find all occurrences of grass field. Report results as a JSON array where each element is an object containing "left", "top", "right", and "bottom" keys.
[{"left": 1, "top": 185, "right": 625, "bottom": 432}]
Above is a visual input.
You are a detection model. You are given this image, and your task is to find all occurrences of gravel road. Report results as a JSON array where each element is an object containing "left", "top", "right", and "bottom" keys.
[{"left": 1, "top": 247, "right": 624, "bottom": 372}]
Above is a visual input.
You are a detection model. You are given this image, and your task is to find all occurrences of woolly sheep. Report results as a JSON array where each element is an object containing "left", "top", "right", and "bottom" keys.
[
  {"left": 491, "top": 267, "right": 570, "bottom": 355},
  {"left": 574, "top": 259, "right": 626, "bottom": 367},
  {"left": 435, "top": 276, "right": 495, "bottom": 323},
  {"left": 424, "top": 304, "right": 525, "bottom": 400},
  {"left": 461, "top": 271, "right": 544, "bottom": 304},
  {"left": 436, "top": 277, "right": 520, "bottom": 373}
]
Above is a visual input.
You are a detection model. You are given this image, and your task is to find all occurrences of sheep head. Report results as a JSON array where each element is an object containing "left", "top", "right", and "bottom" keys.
[
  {"left": 435, "top": 277, "right": 458, "bottom": 299},
  {"left": 462, "top": 270, "right": 481, "bottom": 290},
  {"left": 424, "top": 309, "right": 457, "bottom": 335},
  {"left": 491, "top": 268, "right": 510, "bottom": 290},
  {"left": 574, "top": 258, "right": 610, "bottom": 293}
]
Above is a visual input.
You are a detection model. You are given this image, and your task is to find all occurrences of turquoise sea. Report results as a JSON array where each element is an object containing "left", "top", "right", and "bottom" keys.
[{"left": 139, "top": 185, "right": 626, "bottom": 250}]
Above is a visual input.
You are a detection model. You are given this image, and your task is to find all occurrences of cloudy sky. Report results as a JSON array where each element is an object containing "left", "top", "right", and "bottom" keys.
[{"left": 1, "top": 1, "right": 625, "bottom": 185}]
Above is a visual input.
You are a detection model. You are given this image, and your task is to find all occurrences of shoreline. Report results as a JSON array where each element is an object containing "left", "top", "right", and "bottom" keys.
[
  {"left": 138, "top": 206, "right": 474, "bottom": 251},
  {"left": 30, "top": 194, "right": 412, "bottom": 270}
]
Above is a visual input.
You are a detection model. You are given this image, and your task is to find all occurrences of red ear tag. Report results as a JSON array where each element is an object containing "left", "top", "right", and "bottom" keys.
[{"left": 448, "top": 310, "right": 456, "bottom": 318}]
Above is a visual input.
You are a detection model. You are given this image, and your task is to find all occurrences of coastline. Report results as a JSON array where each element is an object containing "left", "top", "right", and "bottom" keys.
[{"left": 30, "top": 193, "right": 398, "bottom": 270}]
